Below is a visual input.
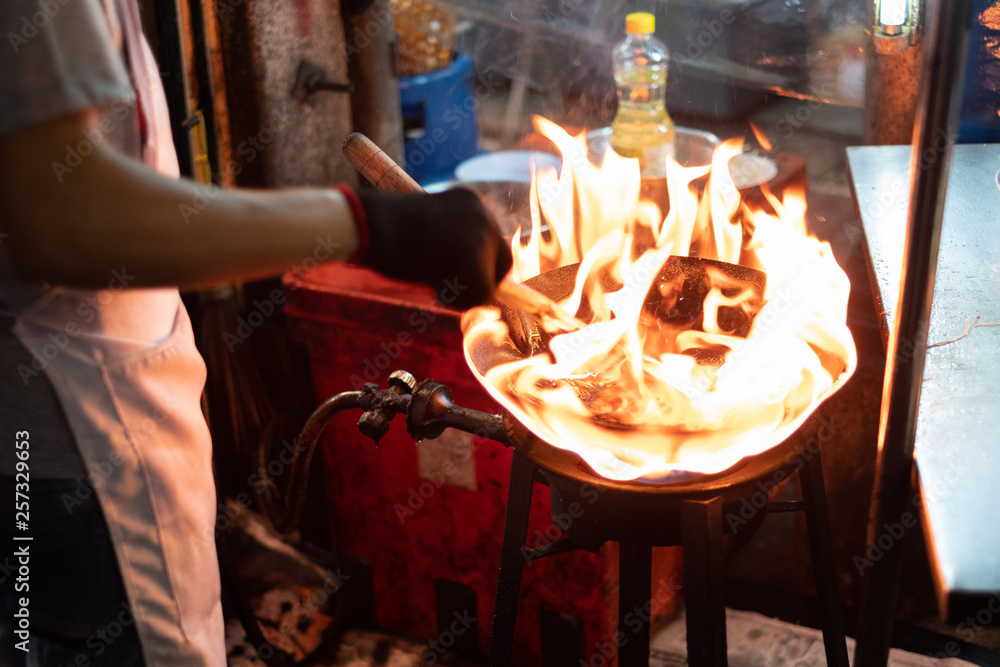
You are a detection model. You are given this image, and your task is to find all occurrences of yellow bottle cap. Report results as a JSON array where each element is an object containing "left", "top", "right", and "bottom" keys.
[{"left": 625, "top": 12, "right": 655, "bottom": 35}]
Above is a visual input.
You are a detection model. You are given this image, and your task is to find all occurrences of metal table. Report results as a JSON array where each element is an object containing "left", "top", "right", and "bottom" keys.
[{"left": 847, "top": 143, "right": 1000, "bottom": 623}]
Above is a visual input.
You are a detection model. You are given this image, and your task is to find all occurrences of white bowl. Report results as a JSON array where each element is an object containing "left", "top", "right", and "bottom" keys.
[{"left": 454, "top": 150, "right": 562, "bottom": 184}]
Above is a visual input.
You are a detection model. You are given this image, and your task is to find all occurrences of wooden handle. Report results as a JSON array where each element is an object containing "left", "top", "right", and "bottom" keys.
[{"left": 342, "top": 132, "right": 423, "bottom": 194}]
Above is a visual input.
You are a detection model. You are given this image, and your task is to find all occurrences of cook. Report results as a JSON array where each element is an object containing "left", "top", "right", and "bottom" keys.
[{"left": 0, "top": 0, "right": 511, "bottom": 664}]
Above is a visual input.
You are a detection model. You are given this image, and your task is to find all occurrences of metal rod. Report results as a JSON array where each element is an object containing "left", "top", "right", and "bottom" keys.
[
  {"left": 681, "top": 497, "right": 727, "bottom": 667},
  {"left": 522, "top": 537, "right": 578, "bottom": 562},
  {"left": 764, "top": 500, "right": 804, "bottom": 513},
  {"left": 424, "top": 404, "right": 509, "bottom": 446},
  {"left": 800, "top": 448, "right": 849, "bottom": 667},
  {"left": 617, "top": 543, "right": 653, "bottom": 667},
  {"left": 487, "top": 449, "right": 537, "bottom": 667},
  {"left": 855, "top": 1, "right": 974, "bottom": 665}
]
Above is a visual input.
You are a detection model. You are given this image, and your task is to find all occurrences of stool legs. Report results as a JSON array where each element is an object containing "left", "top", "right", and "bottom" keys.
[
  {"left": 618, "top": 543, "right": 653, "bottom": 667},
  {"left": 800, "top": 448, "right": 850, "bottom": 667},
  {"left": 487, "top": 449, "right": 536, "bottom": 667},
  {"left": 682, "top": 497, "right": 728, "bottom": 667},
  {"left": 486, "top": 452, "right": 847, "bottom": 667}
]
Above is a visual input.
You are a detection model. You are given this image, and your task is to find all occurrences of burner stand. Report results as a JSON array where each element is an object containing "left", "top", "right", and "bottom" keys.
[{"left": 491, "top": 415, "right": 850, "bottom": 667}]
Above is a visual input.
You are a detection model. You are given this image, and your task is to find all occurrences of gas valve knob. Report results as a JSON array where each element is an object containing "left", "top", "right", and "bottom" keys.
[
  {"left": 357, "top": 408, "right": 391, "bottom": 443},
  {"left": 357, "top": 371, "right": 417, "bottom": 444},
  {"left": 388, "top": 370, "right": 417, "bottom": 394}
]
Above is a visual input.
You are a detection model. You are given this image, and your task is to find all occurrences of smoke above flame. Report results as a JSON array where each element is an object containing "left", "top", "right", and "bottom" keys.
[{"left": 462, "top": 117, "right": 856, "bottom": 482}]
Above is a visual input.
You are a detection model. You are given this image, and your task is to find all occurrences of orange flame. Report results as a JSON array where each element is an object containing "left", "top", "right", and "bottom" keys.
[
  {"left": 462, "top": 117, "right": 856, "bottom": 482},
  {"left": 749, "top": 121, "right": 773, "bottom": 152}
]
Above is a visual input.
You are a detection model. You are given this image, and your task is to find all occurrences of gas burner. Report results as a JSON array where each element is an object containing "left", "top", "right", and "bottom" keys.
[{"left": 272, "top": 371, "right": 850, "bottom": 667}]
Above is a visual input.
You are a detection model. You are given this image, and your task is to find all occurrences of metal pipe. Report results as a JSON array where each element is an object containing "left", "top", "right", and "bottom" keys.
[
  {"left": 275, "top": 390, "right": 366, "bottom": 534},
  {"left": 415, "top": 403, "right": 509, "bottom": 446},
  {"left": 274, "top": 374, "right": 510, "bottom": 535},
  {"left": 406, "top": 379, "right": 510, "bottom": 445},
  {"left": 854, "top": 1, "right": 973, "bottom": 664}
]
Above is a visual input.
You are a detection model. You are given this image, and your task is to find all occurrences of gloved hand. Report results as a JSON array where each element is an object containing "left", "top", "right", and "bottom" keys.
[{"left": 344, "top": 186, "right": 513, "bottom": 310}]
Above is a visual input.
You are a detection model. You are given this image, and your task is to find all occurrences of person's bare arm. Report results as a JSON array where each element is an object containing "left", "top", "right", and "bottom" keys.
[{"left": 0, "top": 108, "right": 358, "bottom": 290}]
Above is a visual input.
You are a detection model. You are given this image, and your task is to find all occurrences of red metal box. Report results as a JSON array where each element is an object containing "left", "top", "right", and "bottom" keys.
[{"left": 283, "top": 264, "right": 681, "bottom": 665}]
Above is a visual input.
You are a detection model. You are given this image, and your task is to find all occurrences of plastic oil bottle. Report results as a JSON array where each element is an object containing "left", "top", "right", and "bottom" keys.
[{"left": 610, "top": 12, "right": 676, "bottom": 178}]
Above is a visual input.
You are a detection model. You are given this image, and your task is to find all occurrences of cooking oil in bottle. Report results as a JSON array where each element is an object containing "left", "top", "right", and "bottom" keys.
[{"left": 610, "top": 12, "right": 675, "bottom": 178}]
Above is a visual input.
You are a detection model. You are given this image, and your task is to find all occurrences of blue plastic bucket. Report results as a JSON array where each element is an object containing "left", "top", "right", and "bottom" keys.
[{"left": 398, "top": 53, "right": 480, "bottom": 184}]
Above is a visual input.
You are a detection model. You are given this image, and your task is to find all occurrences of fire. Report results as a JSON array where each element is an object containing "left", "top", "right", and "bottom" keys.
[
  {"left": 461, "top": 116, "right": 856, "bottom": 482},
  {"left": 749, "top": 121, "right": 773, "bottom": 153}
]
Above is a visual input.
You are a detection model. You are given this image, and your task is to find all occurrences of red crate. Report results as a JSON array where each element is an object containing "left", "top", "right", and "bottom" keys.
[{"left": 284, "top": 265, "right": 682, "bottom": 665}]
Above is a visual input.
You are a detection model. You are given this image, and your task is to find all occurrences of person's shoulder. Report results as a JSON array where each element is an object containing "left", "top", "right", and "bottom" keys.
[{"left": 0, "top": 0, "right": 134, "bottom": 139}]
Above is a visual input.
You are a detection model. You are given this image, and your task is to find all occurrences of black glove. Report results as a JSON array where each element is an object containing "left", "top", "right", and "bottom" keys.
[{"left": 349, "top": 187, "right": 513, "bottom": 310}]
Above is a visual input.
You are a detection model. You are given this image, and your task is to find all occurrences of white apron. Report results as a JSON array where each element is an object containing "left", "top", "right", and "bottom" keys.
[{"left": 11, "top": 1, "right": 225, "bottom": 664}]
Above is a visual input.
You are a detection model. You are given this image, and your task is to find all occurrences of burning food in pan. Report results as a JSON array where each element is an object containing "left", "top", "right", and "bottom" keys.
[{"left": 462, "top": 117, "right": 856, "bottom": 482}]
